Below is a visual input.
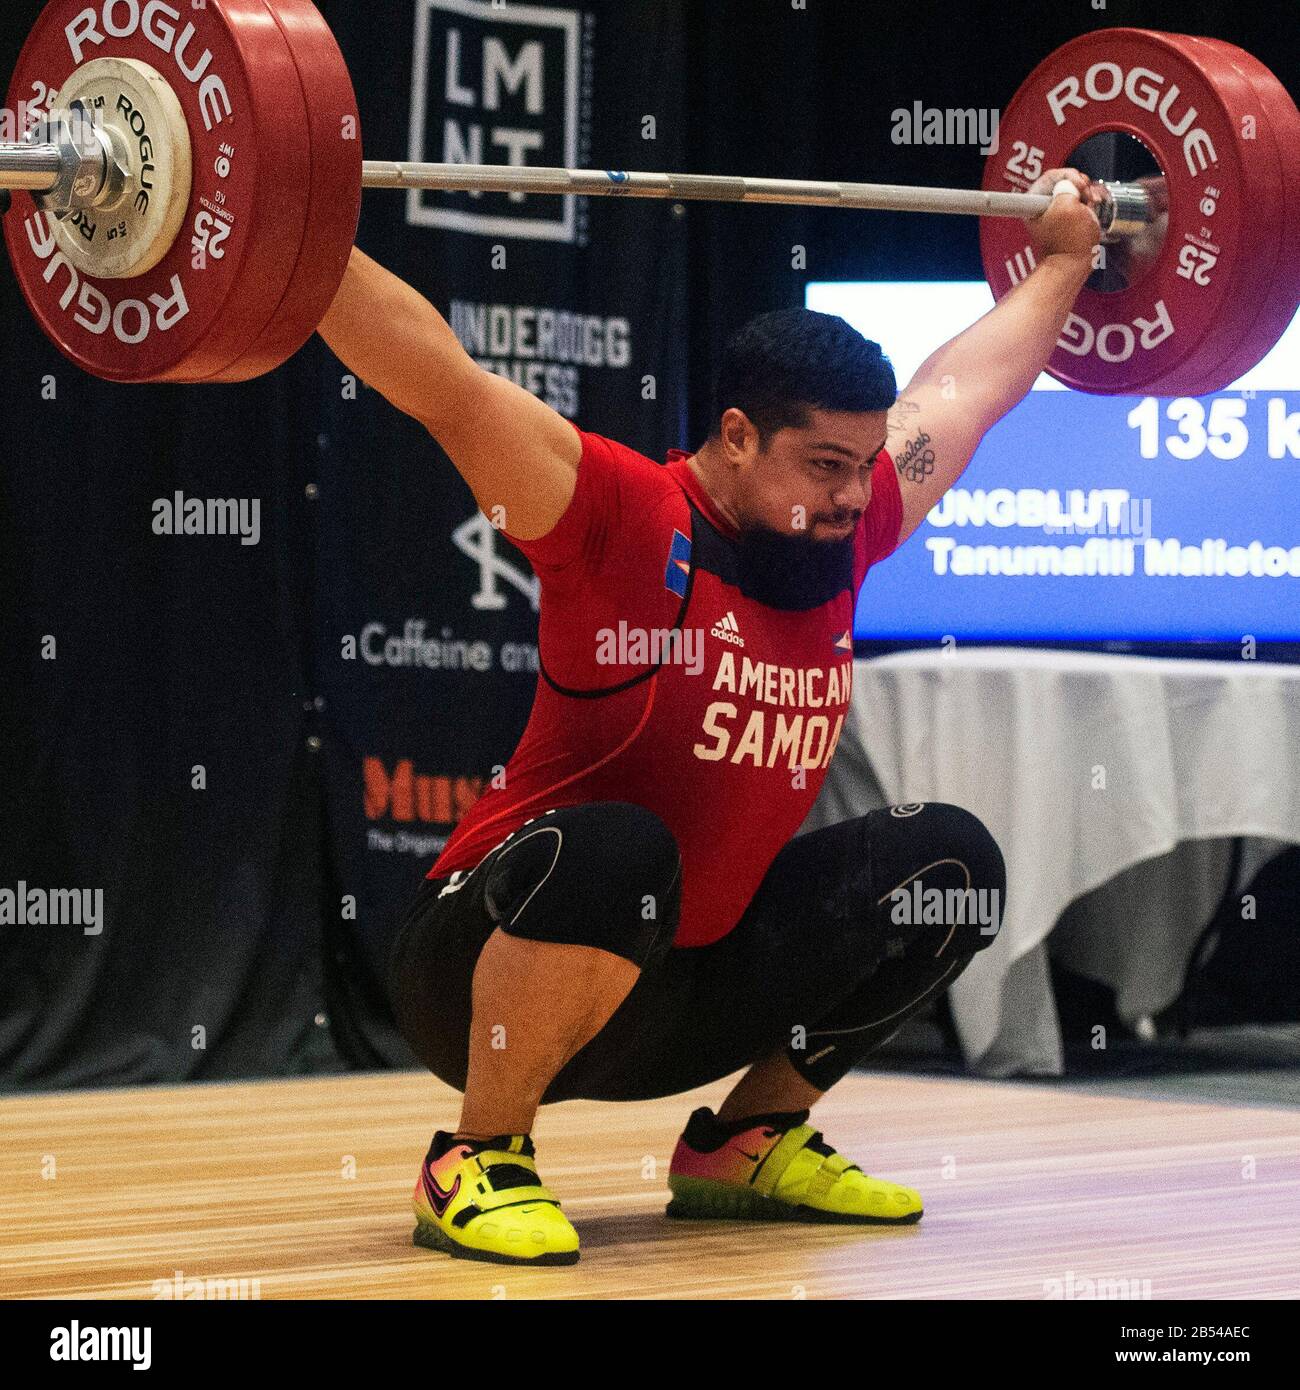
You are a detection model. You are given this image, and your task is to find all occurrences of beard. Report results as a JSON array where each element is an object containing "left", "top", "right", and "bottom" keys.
[{"left": 734, "top": 522, "right": 856, "bottom": 611}]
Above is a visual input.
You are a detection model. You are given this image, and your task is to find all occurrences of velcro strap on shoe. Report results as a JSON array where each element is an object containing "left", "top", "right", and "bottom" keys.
[
  {"left": 753, "top": 1127, "right": 858, "bottom": 1202},
  {"left": 751, "top": 1124, "right": 819, "bottom": 1198},
  {"left": 470, "top": 1150, "right": 559, "bottom": 1212},
  {"left": 805, "top": 1152, "right": 850, "bottom": 1202},
  {"left": 483, "top": 1162, "right": 539, "bottom": 1193}
]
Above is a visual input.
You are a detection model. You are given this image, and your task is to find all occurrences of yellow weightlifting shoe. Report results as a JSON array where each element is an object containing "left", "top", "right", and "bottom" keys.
[
  {"left": 666, "top": 1107, "right": 923, "bottom": 1225},
  {"left": 412, "top": 1131, "right": 580, "bottom": 1265}
]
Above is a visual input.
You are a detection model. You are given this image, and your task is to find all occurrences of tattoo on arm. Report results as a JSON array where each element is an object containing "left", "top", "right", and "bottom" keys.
[
  {"left": 887, "top": 396, "right": 921, "bottom": 432},
  {"left": 893, "top": 429, "right": 936, "bottom": 485}
]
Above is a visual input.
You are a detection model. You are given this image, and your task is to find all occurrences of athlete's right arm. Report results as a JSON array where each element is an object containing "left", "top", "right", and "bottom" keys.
[{"left": 316, "top": 247, "right": 581, "bottom": 541}]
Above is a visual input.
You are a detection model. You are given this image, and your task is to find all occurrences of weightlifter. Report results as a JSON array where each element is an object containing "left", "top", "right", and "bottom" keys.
[{"left": 317, "top": 168, "right": 1104, "bottom": 1266}]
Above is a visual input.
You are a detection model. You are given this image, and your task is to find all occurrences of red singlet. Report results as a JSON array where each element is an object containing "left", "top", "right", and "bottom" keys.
[{"left": 428, "top": 427, "right": 904, "bottom": 946}]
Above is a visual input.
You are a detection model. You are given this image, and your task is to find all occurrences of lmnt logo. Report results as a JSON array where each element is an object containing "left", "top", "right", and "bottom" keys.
[
  {"left": 407, "top": 0, "right": 582, "bottom": 241},
  {"left": 365, "top": 757, "right": 485, "bottom": 825}
]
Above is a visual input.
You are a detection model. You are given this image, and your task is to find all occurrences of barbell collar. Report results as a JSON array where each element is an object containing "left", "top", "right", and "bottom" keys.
[
  {"left": 1, "top": 108, "right": 123, "bottom": 218},
  {"left": 0, "top": 141, "right": 63, "bottom": 192},
  {"left": 1098, "top": 178, "right": 1160, "bottom": 243}
]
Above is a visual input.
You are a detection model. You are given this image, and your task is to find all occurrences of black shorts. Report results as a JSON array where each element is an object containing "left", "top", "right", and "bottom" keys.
[{"left": 385, "top": 799, "right": 1005, "bottom": 1102}]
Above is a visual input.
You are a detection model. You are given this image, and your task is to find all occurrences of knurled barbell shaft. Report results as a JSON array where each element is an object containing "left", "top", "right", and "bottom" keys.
[
  {"left": 0, "top": 138, "right": 1149, "bottom": 240},
  {"left": 362, "top": 160, "right": 1075, "bottom": 218},
  {"left": 358, "top": 162, "right": 1150, "bottom": 240}
]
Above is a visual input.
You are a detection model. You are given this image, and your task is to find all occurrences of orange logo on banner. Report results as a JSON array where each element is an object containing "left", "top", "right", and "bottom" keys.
[{"left": 364, "top": 758, "right": 485, "bottom": 826}]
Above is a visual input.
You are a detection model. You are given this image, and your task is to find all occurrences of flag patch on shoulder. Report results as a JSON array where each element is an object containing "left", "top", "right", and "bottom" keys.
[{"left": 664, "top": 529, "right": 692, "bottom": 596}]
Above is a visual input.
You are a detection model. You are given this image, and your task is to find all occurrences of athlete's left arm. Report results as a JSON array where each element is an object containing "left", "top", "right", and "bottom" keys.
[{"left": 885, "top": 169, "right": 1101, "bottom": 545}]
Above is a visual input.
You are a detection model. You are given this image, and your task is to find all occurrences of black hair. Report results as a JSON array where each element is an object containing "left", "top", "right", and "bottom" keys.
[{"left": 709, "top": 308, "right": 897, "bottom": 444}]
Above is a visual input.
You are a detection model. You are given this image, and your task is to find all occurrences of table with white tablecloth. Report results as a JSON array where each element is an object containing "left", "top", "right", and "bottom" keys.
[{"left": 801, "top": 648, "right": 1300, "bottom": 1077}]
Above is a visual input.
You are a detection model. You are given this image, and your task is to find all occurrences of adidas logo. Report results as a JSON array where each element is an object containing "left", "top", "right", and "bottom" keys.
[{"left": 710, "top": 611, "right": 745, "bottom": 647}]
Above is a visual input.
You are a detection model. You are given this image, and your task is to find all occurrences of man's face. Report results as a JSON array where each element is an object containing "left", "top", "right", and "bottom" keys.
[
  {"left": 714, "top": 405, "right": 890, "bottom": 611},
  {"left": 724, "top": 406, "right": 890, "bottom": 541}
]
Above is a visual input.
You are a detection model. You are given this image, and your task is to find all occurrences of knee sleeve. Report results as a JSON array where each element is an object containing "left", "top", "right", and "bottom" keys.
[
  {"left": 883, "top": 802, "right": 1007, "bottom": 955},
  {"left": 481, "top": 801, "right": 681, "bottom": 967}
]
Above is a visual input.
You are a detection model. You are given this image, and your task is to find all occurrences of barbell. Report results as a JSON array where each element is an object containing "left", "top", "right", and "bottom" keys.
[{"left": 1, "top": 0, "right": 1297, "bottom": 394}]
